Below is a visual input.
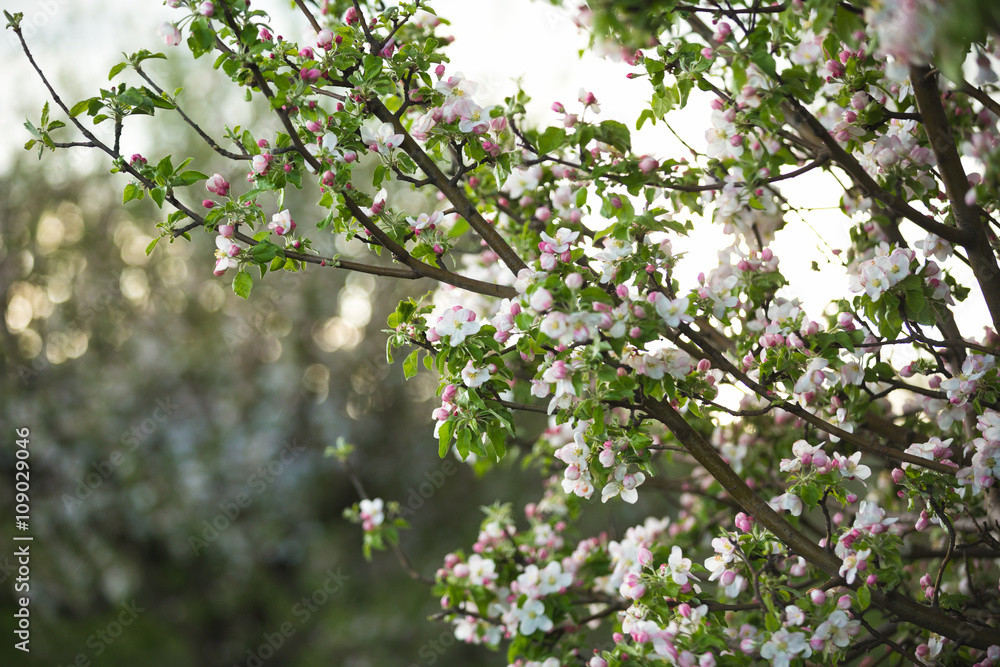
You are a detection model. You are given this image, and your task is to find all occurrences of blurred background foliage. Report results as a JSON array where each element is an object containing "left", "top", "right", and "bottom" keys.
[{"left": 0, "top": 6, "right": 512, "bottom": 666}]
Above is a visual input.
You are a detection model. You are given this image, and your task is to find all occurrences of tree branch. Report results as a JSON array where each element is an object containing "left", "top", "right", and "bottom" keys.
[
  {"left": 910, "top": 65, "right": 1000, "bottom": 333},
  {"left": 134, "top": 65, "right": 251, "bottom": 161},
  {"left": 782, "top": 97, "right": 972, "bottom": 246},
  {"left": 366, "top": 98, "right": 529, "bottom": 277},
  {"left": 341, "top": 194, "right": 517, "bottom": 298},
  {"left": 642, "top": 396, "right": 1000, "bottom": 649}
]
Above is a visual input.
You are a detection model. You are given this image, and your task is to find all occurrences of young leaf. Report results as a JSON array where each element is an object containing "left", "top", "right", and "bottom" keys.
[{"left": 232, "top": 270, "right": 253, "bottom": 299}]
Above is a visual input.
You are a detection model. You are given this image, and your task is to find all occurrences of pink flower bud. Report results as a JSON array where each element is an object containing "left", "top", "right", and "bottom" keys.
[
  {"left": 317, "top": 28, "right": 334, "bottom": 50},
  {"left": 202, "top": 199, "right": 215, "bottom": 208},
  {"left": 810, "top": 589, "right": 826, "bottom": 605},
  {"left": 300, "top": 67, "right": 322, "bottom": 83},
  {"left": 639, "top": 156, "right": 659, "bottom": 173},
  {"left": 206, "top": 173, "right": 230, "bottom": 196},
  {"left": 158, "top": 22, "right": 183, "bottom": 47}
]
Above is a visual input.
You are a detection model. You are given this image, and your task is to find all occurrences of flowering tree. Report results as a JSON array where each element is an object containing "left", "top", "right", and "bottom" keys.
[{"left": 9, "top": 0, "right": 1000, "bottom": 664}]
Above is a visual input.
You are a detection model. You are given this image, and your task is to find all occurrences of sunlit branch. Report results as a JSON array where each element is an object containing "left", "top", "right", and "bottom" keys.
[
  {"left": 911, "top": 65, "right": 1000, "bottom": 333},
  {"left": 675, "top": 323, "right": 958, "bottom": 475},
  {"left": 642, "top": 396, "right": 1000, "bottom": 649},
  {"left": 367, "top": 98, "right": 529, "bottom": 276},
  {"left": 958, "top": 80, "right": 1000, "bottom": 120},
  {"left": 784, "top": 96, "right": 972, "bottom": 247},
  {"left": 341, "top": 194, "right": 517, "bottom": 298}
]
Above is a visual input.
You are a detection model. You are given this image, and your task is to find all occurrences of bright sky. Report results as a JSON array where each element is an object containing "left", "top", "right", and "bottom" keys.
[{"left": 0, "top": 0, "right": 987, "bottom": 338}]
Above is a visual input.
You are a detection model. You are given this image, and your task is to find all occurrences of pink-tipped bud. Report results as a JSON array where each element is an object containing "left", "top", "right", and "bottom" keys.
[{"left": 639, "top": 156, "right": 658, "bottom": 174}]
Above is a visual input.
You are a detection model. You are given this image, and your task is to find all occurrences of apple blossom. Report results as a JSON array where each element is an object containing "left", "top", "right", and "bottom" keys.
[
  {"left": 356, "top": 122, "right": 401, "bottom": 155},
  {"left": 206, "top": 173, "right": 229, "bottom": 196},
  {"left": 433, "top": 306, "right": 481, "bottom": 346},
  {"left": 268, "top": 209, "right": 294, "bottom": 236},
  {"left": 157, "top": 22, "right": 182, "bottom": 47}
]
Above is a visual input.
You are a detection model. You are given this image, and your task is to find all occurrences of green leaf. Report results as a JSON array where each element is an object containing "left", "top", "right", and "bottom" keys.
[
  {"left": 487, "top": 425, "right": 506, "bottom": 461},
  {"left": 750, "top": 50, "right": 778, "bottom": 80},
  {"left": 536, "top": 127, "right": 566, "bottom": 155},
  {"left": 456, "top": 427, "right": 472, "bottom": 459},
  {"left": 857, "top": 585, "right": 871, "bottom": 611},
  {"left": 233, "top": 270, "right": 253, "bottom": 299},
  {"left": 69, "top": 99, "right": 91, "bottom": 118},
  {"left": 873, "top": 361, "right": 895, "bottom": 381},
  {"left": 595, "top": 120, "right": 631, "bottom": 153},
  {"left": 187, "top": 16, "right": 215, "bottom": 59},
  {"left": 156, "top": 155, "right": 174, "bottom": 178},
  {"left": 145, "top": 237, "right": 161, "bottom": 256},
  {"left": 448, "top": 217, "right": 470, "bottom": 238},
  {"left": 799, "top": 484, "right": 822, "bottom": 508},
  {"left": 176, "top": 169, "right": 208, "bottom": 186},
  {"left": 108, "top": 62, "right": 128, "bottom": 81},
  {"left": 23, "top": 119, "right": 41, "bottom": 140},
  {"left": 652, "top": 91, "right": 673, "bottom": 118},
  {"left": 251, "top": 242, "right": 280, "bottom": 263},
  {"left": 4, "top": 10, "right": 24, "bottom": 29},
  {"left": 437, "top": 420, "right": 453, "bottom": 458},
  {"left": 403, "top": 349, "right": 419, "bottom": 379},
  {"left": 123, "top": 183, "right": 139, "bottom": 203},
  {"left": 636, "top": 108, "right": 655, "bottom": 130},
  {"left": 904, "top": 288, "right": 926, "bottom": 318},
  {"left": 150, "top": 187, "right": 166, "bottom": 208}
]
